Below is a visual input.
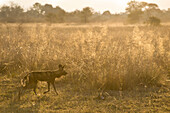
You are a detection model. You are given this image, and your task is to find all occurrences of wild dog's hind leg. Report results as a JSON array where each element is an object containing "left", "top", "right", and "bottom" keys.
[
  {"left": 52, "top": 82, "right": 58, "bottom": 95},
  {"left": 18, "top": 86, "right": 27, "bottom": 100},
  {"left": 44, "top": 82, "right": 50, "bottom": 94}
]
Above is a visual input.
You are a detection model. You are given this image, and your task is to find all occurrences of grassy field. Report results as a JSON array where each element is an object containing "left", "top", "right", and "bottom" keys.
[{"left": 0, "top": 23, "right": 169, "bottom": 112}]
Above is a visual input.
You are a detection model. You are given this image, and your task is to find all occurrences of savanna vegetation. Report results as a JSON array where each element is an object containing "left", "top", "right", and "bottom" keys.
[
  {"left": 0, "top": 1, "right": 170, "bottom": 24},
  {"left": 0, "top": 23, "right": 169, "bottom": 112},
  {"left": 0, "top": 0, "right": 170, "bottom": 112}
]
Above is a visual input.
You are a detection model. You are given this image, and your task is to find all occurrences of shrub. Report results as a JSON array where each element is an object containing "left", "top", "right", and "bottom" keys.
[
  {"left": 147, "top": 16, "right": 161, "bottom": 26},
  {"left": 0, "top": 24, "right": 169, "bottom": 91}
]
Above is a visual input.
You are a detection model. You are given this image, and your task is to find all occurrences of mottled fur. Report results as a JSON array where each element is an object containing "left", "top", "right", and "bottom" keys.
[{"left": 19, "top": 64, "right": 67, "bottom": 99}]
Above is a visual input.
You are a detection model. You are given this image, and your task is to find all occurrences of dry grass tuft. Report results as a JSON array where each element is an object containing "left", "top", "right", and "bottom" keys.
[{"left": 0, "top": 24, "right": 169, "bottom": 112}]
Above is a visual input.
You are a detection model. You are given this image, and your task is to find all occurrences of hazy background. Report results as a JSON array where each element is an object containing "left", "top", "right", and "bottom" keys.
[
  {"left": 0, "top": 0, "right": 170, "bottom": 24},
  {"left": 0, "top": 0, "right": 169, "bottom": 13}
]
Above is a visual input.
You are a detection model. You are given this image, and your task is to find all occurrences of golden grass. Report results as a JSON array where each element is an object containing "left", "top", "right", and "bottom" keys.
[{"left": 0, "top": 23, "right": 169, "bottom": 112}]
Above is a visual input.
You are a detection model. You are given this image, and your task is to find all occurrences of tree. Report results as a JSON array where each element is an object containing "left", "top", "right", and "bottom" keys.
[
  {"left": 54, "top": 6, "right": 66, "bottom": 22},
  {"left": 25, "top": 3, "right": 44, "bottom": 22},
  {"left": 42, "top": 4, "right": 53, "bottom": 15},
  {"left": 147, "top": 3, "right": 159, "bottom": 10},
  {"left": 126, "top": 1, "right": 161, "bottom": 24},
  {"left": 45, "top": 6, "right": 65, "bottom": 23},
  {"left": 46, "top": 13, "right": 57, "bottom": 23},
  {"left": 0, "top": 6, "right": 11, "bottom": 21},
  {"left": 0, "top": 3, "right": 24, "bottom": 22},
  {"left": 146, "top": 16, "right": 161, "bottom": 26},
  {"left": 81, "top": 7, "right": 93, "bottom": 23},
  {"left": 126, "top": 1, "right": 144, "bottom": 24},
  {"left": 102, "top": 11, "right": 111, "bottom": 16},
  {"left": 33, "top": 2, "right": 43, "bottom": 14},
  {"left": 65, "top": 10, "right": 81, "bottom": 23},
  {"left": 99, "top": 10, "right": 112, "bottom": 22},
  {"left": 145, "top": 3, "right": 160, "bottom": 17}
]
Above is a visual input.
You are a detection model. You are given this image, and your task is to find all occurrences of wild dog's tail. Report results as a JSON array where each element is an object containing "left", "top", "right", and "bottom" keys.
[
  {"left": 21, "top": 72, "right": 29, "bottom": 87},
  {"left": 18, "top": 72, "right": 30, "bottom": 100}
]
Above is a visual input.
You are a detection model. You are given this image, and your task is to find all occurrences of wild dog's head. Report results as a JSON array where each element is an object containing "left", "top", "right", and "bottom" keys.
[{"left": 58, "top": 64, "right": 67, "bottom": 76}]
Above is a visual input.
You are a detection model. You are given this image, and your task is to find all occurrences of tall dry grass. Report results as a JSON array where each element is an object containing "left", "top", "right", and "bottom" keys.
[{"left": 0, "top": 23, "right": 169, "bottom": 91}]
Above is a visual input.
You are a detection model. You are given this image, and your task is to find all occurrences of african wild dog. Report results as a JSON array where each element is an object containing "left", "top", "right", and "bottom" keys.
[{"left": 19, "top": 64, "right": 67, "bottom": 99}]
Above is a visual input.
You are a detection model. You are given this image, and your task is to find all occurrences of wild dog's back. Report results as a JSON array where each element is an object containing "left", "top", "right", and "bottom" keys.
[
  {"left": 29, "top": 69, "right": 67, "bottom": 82},
  {"left": 28, "top": 71, "right": 56, "bottom": 82}
]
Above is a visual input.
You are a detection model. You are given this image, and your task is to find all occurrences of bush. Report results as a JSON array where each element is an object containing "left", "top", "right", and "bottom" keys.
[
  {"left": 147, "top": 16, "right": 161, "bottom": 26},
  {"left": 0, "top": 24, "right": 169, "bottom": 91}
]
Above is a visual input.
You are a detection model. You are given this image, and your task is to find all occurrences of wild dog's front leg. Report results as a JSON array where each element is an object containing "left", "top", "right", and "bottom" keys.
[
  {"left": 44, "top": 82, "right": 50, "bottom": 94},
  {"left": 33, "top": 81, "right": 38, "bottom": 95},
  {"left": 52, "top": 82, "right": 58, "bottom": 95}
]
